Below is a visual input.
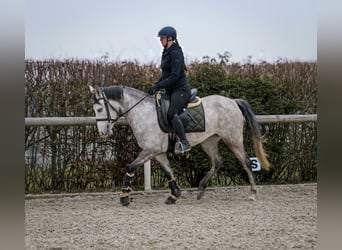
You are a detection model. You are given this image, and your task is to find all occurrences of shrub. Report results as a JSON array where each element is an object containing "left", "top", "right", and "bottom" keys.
[{"left": 25, "top": 56, "right": 317, "bottom": 193}]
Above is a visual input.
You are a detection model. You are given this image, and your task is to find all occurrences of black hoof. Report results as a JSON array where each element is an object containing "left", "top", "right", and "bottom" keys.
[
  {"left": 165, "top": 195, "right": 177, "bottom": 205},
  {"left": 120, "top": 195, "right": 131, "bottom": 206}
]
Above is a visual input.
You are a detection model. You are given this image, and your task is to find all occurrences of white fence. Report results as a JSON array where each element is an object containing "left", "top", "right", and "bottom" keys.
[
  {"left": 25, "top": 114, "right": 317, "bottom": 126},
  {"left": 25, "top": 114, "right": 317, "bottom": 191}
]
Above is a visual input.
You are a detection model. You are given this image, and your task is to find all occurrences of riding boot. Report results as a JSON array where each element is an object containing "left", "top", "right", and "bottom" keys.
[{"left": 171, "top": 114, "right": 191, "bottom": 154}]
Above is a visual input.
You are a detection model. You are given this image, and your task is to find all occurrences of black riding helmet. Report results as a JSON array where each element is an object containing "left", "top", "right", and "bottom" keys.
[{"left": 157, "top": 26, "right": 177, "bottom": 40}]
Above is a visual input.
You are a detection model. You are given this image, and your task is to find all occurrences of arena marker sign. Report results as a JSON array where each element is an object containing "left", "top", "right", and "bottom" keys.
[{"left": 250, "top": 157, "right": 262, "bottom": 172}]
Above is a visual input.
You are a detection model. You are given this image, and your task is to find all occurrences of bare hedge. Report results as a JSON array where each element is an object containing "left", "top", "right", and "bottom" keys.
[{"left": 25, "top": 56, "right": 317, "bottom": 193}]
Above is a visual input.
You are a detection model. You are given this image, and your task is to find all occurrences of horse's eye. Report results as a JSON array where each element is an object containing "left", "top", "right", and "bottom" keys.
[{"left": 97, "top": 107, "right": 103, "bottom": 113}]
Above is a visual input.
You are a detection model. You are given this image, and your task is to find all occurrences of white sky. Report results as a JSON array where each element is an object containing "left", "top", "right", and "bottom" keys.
[{"left": 25, "top": 0, "right": 317, "bottom": 63}]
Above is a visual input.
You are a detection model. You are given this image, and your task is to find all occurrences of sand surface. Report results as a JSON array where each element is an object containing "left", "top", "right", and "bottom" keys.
[{"left": 25, "top": 183, "right": 317, "bottom": 249}]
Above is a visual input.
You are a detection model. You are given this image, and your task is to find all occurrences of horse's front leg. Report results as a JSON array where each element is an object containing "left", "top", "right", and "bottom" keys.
[
  {"left": 120, "top": 150, "right": 154, "bottom": 206},
  {"left": 155, "top": 154, "right": 181, "bottom": 204}
]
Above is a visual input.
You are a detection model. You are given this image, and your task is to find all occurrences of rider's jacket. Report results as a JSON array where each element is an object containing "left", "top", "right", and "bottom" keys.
[{"left": 157, "top": 43, "right": 188, "bottom": 94}]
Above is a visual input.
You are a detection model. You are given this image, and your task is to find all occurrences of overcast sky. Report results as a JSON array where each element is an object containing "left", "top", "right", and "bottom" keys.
[{"left": 25, "top": 0, "right": 317, "bottom": 63}]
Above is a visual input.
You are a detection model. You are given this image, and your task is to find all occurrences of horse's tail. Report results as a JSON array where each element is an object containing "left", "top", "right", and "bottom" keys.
[{"left": 235, "top": 99, "right": 270, "bottom": 171}]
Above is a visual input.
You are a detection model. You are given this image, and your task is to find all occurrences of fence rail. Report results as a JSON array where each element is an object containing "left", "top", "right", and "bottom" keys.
[
  {"left": 25, "top": 114, "right": 317, "bottom": 126},
  {"left": 25, "top": 114, "right": 317, "bottom": 191}
]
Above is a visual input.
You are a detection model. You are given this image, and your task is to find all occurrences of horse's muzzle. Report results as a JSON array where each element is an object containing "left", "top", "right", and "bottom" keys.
[
  {"left": 100, "top": 133, "right": 109, "bottom": 139},
  {"left": 99, "top": 129, "right": 112, "bottom": 138}
]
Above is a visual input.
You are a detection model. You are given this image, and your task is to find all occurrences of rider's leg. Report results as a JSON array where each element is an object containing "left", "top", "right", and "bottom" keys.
[
  {"left": 171, "top": 114, "right": 191, "bottom": 153},
  {"left": 167, "top": 89, "right": 191, "bottom": 154}
]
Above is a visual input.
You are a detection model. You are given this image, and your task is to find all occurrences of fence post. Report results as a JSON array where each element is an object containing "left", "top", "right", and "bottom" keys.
[{"left": 144, "top": 161, "right": 151, "bottom": 191}]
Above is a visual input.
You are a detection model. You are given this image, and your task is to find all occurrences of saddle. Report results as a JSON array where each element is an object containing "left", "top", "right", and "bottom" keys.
[{"left": 155, "top": 88, "right": 206, "bottom": 133}]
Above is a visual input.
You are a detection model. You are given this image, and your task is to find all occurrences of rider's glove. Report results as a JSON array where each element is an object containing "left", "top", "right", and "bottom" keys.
[{"left": 147, "top": 84, "right": 160, "bottom": 95}]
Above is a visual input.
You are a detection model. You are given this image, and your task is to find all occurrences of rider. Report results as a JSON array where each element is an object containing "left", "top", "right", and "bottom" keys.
[{"left": 147, "top": 26, "right": 191, "bottom": 154}]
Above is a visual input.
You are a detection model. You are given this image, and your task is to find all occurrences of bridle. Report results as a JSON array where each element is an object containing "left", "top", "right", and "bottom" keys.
[{"left": 95, "top": 87, "right": 149, "bottom": 125}]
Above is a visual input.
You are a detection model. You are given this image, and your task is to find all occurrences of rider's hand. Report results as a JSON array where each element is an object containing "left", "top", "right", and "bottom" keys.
[{"left": 147, "top": 84, "right": 160, "bottom": 95}]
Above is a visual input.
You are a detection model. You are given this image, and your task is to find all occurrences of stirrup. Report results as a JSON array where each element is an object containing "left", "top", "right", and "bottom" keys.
[{"left": 174, "top": 141, "right": 191, "bottom": 154}]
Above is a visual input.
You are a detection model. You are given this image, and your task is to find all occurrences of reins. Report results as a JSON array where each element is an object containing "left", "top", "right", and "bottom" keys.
[{"left": 96, "top": 87, "right": 149, "bottom": 124}]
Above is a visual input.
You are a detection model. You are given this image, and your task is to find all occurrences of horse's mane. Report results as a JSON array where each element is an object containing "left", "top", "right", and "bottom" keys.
[
  {"left": 103, "top": 85, "right": 153, "bottom": 102},
  {"left": 102, "top": 86, "right": 124, "bottom": 100}
]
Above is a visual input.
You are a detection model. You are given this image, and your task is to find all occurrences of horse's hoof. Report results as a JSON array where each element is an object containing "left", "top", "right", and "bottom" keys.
[
  {"left": 165, "top": 195, "right": 177, "bottom": 205},
  {"left": 248, "top": 194, "right": 256, "bottom": 201},
  {"left": 120, "top": 195, "right": 131, "bottom": 206},
  {"left": 197, "top": 191, "right": 205, "bottom": 200}
]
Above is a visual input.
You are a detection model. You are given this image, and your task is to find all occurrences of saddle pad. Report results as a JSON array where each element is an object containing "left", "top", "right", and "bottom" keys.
[{"left": 155, "top": 94, "right": 206, "bottom": 133}]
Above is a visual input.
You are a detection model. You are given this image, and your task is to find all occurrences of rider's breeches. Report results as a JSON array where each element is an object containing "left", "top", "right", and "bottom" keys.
[
  {"left": 167, "top": 89, "right": 190, "bottom": 141},
  {"left": 167, "top": 88, "right": 190, "bottom": 122}
]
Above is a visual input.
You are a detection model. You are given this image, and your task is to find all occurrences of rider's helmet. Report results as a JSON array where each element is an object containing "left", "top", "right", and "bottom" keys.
[{"left": 157, "top": 26, "right": 177, "bottom": 40}]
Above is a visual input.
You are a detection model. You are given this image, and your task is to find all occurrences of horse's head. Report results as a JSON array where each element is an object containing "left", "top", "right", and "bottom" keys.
[{"left": 89, "top": 85, "right": 123, "bottom": 138}]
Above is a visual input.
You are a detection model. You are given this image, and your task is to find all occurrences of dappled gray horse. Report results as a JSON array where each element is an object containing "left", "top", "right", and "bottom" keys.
[{"left": 89, "top": 85, "right": 270, "bottom": 206}]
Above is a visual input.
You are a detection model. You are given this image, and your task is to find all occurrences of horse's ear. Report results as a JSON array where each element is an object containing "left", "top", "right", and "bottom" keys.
[{"left": 89, "top": 85, "right": 95, "bottom": 94}]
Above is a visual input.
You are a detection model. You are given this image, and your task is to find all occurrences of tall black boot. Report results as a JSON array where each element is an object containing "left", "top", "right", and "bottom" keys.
[{"left": 171, "top": 114, "right": 191, "bottom": 154}]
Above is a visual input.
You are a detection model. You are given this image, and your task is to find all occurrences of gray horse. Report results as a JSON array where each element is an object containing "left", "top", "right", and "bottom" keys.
[{"left": 89, "top": 85, "right": 270, "bottom": 206}]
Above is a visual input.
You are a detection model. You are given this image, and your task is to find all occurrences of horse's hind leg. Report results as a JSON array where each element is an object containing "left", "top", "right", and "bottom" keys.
[
  {"left": 227, "top": 142, "right": 257, "bottom": 201},
  {"left": 197, "top": 135, "right": 223, "bottom": 200},
  {"left": 155, "top": 153, "right": 181, "bottom": 205}
]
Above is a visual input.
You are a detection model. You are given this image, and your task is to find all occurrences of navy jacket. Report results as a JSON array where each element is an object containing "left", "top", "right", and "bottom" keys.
[{"left": 157, "top": 43, "right": 188, "bottom": 93}]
